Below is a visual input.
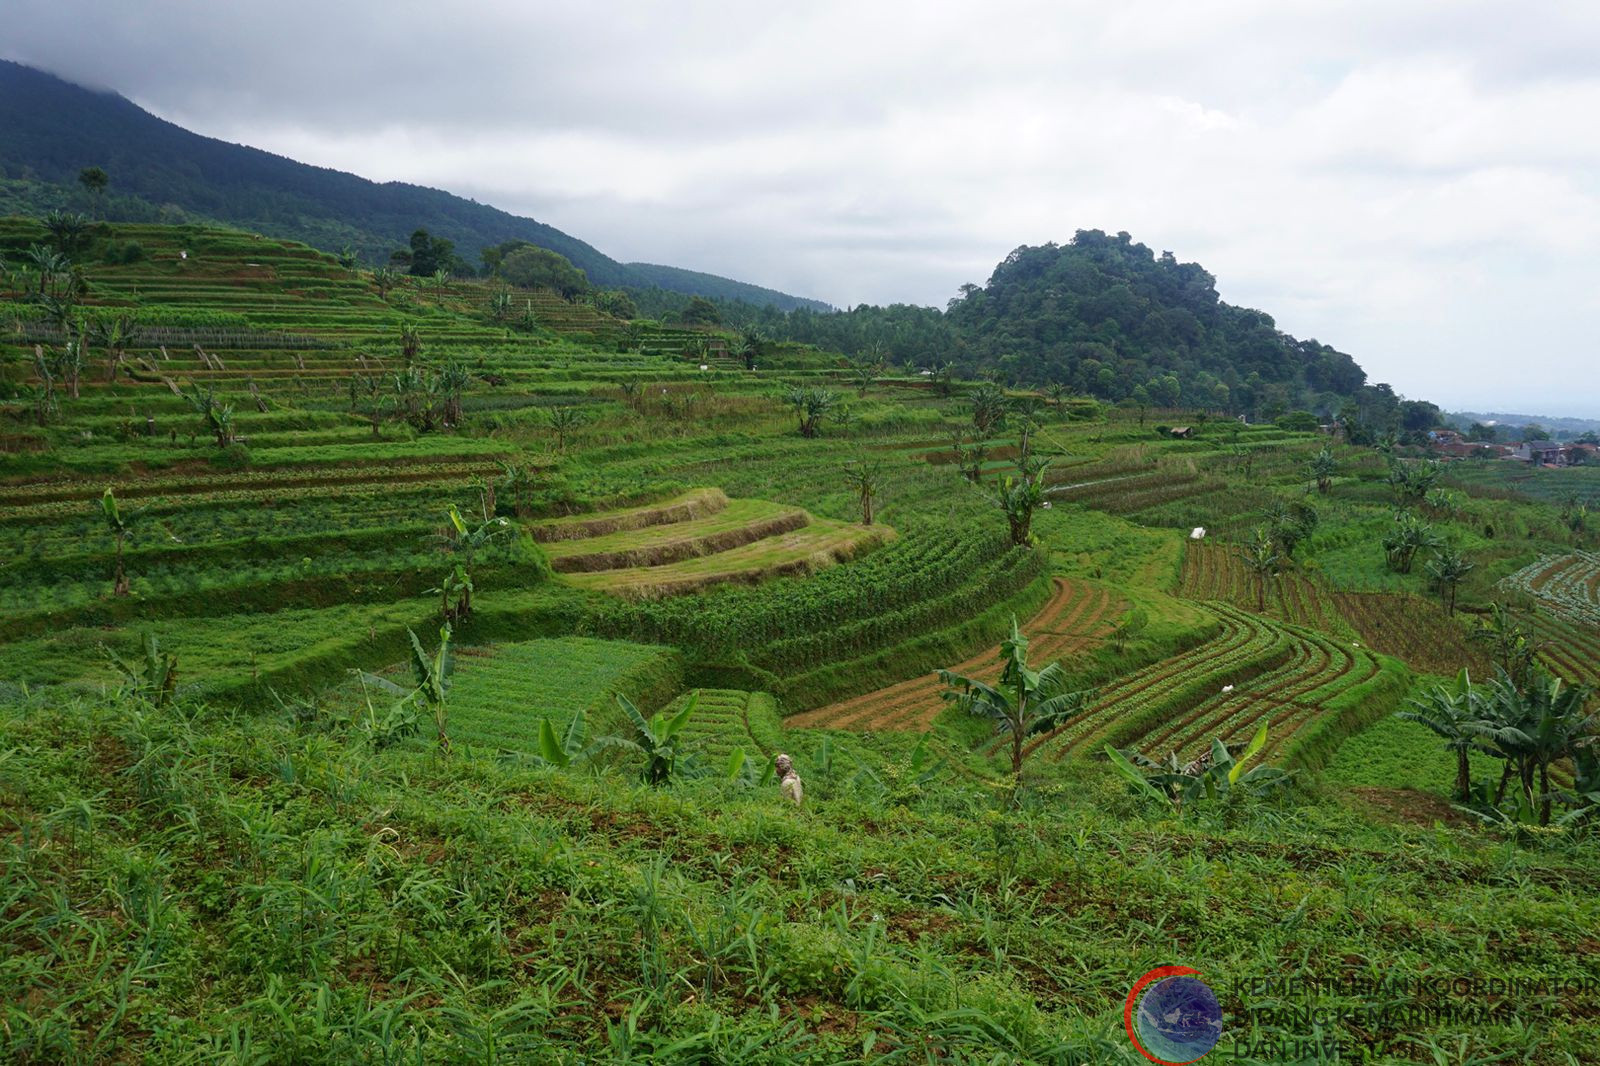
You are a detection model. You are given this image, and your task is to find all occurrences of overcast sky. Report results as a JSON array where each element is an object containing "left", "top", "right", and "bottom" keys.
[{"left": 7, "top": 1, "right": 1600, "bottom": 415}]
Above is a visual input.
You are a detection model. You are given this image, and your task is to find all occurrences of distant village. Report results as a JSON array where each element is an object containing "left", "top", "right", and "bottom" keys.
[{"left": 1423, "top": 428, "right": 1600, "bottom": 467}]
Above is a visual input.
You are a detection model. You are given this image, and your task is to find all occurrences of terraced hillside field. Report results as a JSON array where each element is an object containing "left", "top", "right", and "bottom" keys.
[
  {"left": 1021, "top": 604, "right": 1403, "bottom": 768},
  {"left": 1532, "top": 611, "right": 1600, "bottom": 687},
  {"left": 1178, "top": 539, "right": 1346, "bottom": 633},
  {"left": 440, "top": 637, "right": 680, "bottom": 750},
  {"left": 541, "top": 488, "right": 892, "bottom": 600},
  {"left": 1498, "top": 552, "right": 1600, "bottom": 685},
  {"left": 1503, "top": 550, "right": 1600, "bottom": 626},
  {"left": 1332, "top": 590, "right": 1488, "bottom": 678},
  {"left": 668, "top": 688, "right": 784, "bottom": 762},
  {"left": 786, "top": 578, "right": 1122, "bottom": 731}
]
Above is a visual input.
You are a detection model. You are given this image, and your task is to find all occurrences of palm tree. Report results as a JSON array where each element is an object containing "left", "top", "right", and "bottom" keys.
[
  {"left": 100, "top": 488, "right": 136, "bottom": 596},
  {"left": 1308, "top": 448, "right": 1338, "bottom": 494},
  {"left": 42, "top": 211, "right": 90, "bottom": 257},
  {"left": 1425, "top": 546, "right": 1474, "bottom": 616},
  {"left": 940, "top": 618, "right": 1091, "bottom": 781},
  {"left": 1395, "top": 669, "right": 1484, "bottom": 802},
  {"left": 1238, "top": 527, "right": 1280, "bottom": 612},
  {"left": 843, "top": 459, "right": 883, "bottom": 525},
  {"left": 78, "top": 167, "right": 109, "bottom": 218}
]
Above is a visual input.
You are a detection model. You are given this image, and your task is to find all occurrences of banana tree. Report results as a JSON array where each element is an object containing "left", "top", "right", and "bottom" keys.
[
  {"left": 1477, "top": 669, "right": 1597, "bottom": 825},
  {"left": 1308, "top": 448, "right": 1338, "bottom": 494},
  {"left": 1425, "top": 546, "right": 1474, "bottom": 616},
  {"left": 101, "top": 631, "right": 179, "bottom": 709},
  {"left": 28, "top": 348, "right": 58, "bottom": 426},
  {"left": 100, "top": 487, "right": 138, "bottom": 596},
  {"left": 25, "top": 244, "right": 72, "bottom": 298},
  {"left": 1395, "top": 669, "right": 1485, "bottom": 802},
  {"left": 843, "top": 458, "right": 883, "bottom": 525},
  {"left": 409, "top": 625, "right": 453, "bottom": 755},
  {"left": 602, "top": 692, "right": 700, "bottom": 786},
  {"left": 536, "top": 708, "right": 603, "bottom": 769},
  {"left": 359, "top": 625, "right": 454, "bottom": 755},
  {"left": 996, "top": 459, "right": 1050, "bottom": 547},
  {"left": 784, "top": 386, "right": 838, "bottom": 438},
  {"left": 1471, "top": 603, "right": 1542, "bottom": 687},
  {"left": 372, "top": 267, "right": 401, "bottom": 299},
  {"left": 42, "top": 210, "right": 90, "bottom": 256},
  {"left": 733, "top": 329, "right": 763, "bottom": 370},
  {"left": 1383, "top": 511, "right": 1441, "bottom": 574},
  {"left": 399, "top": 322, "right": 422, "bottom": 365},
  {"left": 89, "top": 314, "right": 140, "bottom": 383},
  {"left": 431, "top": 505, "right": 510, "bottom": 621},
  {"left": 1106, "top": 719, "right": 1288, "bottom": 814},
  {"left": 438, "top": 361, "right": 471, "bottom": 427},
  {"left": 969, "top": 381, "right": 1010, "bottom": 437},
  {"left": 851, "top": 358, "right": 884, "bottom": 396},
  {"left": 184, "top": 385, "right": 236, "bottom": 447},
  {"left": 545, "top": 404, "right": 584, "bottom": 453},
  {"left": 1237, "top": 527, "right": 1280, "bottom": 612},
  {"left": 496, "top": 461, "right": 535, "bottom": 517},
  {"left": 53, "top": 334, "right": 86, "bottom": 399},
  {"left": 940, "top": 617, "right": 1091, "bottom": 781}
]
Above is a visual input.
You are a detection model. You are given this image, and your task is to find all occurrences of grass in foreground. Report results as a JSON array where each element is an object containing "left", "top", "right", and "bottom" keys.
[{"left": 3, "top": 692, "right": 1598, "bottom": 1064}]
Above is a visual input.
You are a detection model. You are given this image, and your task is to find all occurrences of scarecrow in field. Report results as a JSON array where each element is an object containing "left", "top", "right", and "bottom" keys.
[{"left": 775, "top": 753, "right": 804, "bottom": 806}]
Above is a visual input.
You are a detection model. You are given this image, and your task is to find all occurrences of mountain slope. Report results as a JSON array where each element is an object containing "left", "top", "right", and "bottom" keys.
[{"left": 0, "top": 60, "right": 828, "bottom": 311}]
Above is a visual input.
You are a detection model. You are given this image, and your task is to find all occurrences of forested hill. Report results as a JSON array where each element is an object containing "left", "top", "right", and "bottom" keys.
[
  {"left": 762, "top": 230, "right": 1410, "bottom": 421},
  {"left": 0, "top": 60, "right": 829, "bottom": 312}
]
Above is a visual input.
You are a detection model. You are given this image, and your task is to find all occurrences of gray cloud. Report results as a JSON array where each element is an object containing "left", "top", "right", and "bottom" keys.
[{"left": 6, "top": 0, "right": 1600, "bottom": 413}]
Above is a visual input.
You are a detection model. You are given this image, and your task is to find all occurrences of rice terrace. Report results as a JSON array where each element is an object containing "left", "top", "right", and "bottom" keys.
[{"left": 3, "top": 33, "right": 1600, "bottom": 1065}]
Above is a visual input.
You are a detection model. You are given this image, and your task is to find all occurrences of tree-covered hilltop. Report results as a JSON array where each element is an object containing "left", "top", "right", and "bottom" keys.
[
  {"left": 0, "top": 60, "right": 829, "bottom": 312},
  {"left": 947, "top": 232, "right": 1369, "bottom": 409},
  {"left": 721, "top": 230, "right": 1431, "bottom": 425}
]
